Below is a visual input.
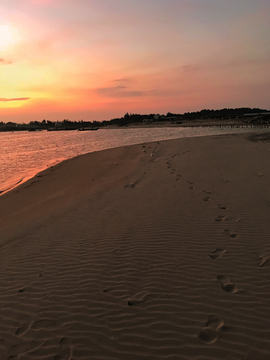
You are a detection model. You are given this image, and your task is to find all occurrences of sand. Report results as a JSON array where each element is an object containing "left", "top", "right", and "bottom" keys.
[{"left": 0, "top": 132, "right": 270, "bottom": 359}]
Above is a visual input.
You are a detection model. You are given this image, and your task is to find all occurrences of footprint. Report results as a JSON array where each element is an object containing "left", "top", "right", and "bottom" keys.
[
  {"left": 215, "top": 215, "right": 227, "bottom": 222},
  {"left": 124, "top": 180, "right": 139, "bottom": 189},
  {"left": 189, "top": 186, "right": 195, "bottom": 190},
  {"left": 224, "top": 229, "right": 238, "bottom": 238},
  {"left": 199, "top": 328, "right": 219, "bottom": 344},
  {"left": 128, "top": 292, "right": 147, "bottom": 306},
  {"left": 209, "top": 249, "right": 227, "bottom": 260},
  {"left": 24, "top": 180, "right": 40, "bottom": 188},
  {"left": 259, "top": 255, "right": 270, "bottom": 267},
  {"left": 205, "top": 315, "right": 224, "bottom": 331},
  {"left": 203, "top": 197, "right": 212, "bottom": 202},
  {"left": 218, "top": 205, "right": 227, "bottom": 210},
  {"left": 198, "top": 315, "right": 224, "bottom": 344},
  {"left": 16, "top": 315, "right": 33, "bottom": 336},
  {"left": 217, "top": 275, "right": 238, "bottom": 293},
  {"left": 54, "top": 338, "right": 72, "bottom": 360}
]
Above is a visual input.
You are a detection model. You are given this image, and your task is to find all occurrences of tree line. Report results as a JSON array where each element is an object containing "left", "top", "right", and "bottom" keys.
[{"left": 0, "top": 107, "right": 269, "bottom": 131}]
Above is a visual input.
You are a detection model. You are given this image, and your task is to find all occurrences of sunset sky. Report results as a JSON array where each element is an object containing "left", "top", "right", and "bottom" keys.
[{"left": 1, "top": 0, "right": 270, "bottom": 123}]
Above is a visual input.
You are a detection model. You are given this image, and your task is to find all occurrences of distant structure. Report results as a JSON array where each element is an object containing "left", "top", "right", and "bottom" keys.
[{"left": 244, "top": 112, "right": 270, "bottom": 116}]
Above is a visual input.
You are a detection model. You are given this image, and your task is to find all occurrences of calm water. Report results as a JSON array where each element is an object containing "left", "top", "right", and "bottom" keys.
[{"left": 0, "top": 126, "right": 269, "bottom": 193}]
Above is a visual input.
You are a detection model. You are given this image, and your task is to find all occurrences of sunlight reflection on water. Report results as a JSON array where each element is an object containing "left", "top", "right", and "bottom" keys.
[{"left": 0, "top": 126, "right": 269, "bottom": 192}]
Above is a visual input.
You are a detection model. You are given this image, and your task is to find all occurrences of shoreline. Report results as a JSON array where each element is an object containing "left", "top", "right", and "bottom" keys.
[
  {"left": 1, "top": 119, "right": 270, "bottom": 133},
  {"left": 1, "top": 132, "right": 270, "bottom": 358},
  {"left": 1, "top": 125, "right": 270, "bottom": 197}
]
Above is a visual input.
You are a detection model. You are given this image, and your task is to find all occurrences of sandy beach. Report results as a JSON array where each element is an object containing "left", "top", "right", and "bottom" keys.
[{"left": 0, "top": 132, "right": 270, "bottom": 359}]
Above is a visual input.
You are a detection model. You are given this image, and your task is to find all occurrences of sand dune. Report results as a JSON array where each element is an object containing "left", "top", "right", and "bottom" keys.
[{"left": 0, "top": 132, "right": 270, "bottom": 359}]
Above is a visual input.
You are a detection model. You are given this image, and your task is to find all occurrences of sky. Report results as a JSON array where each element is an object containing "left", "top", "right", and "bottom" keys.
[{"left": 0, "top": 0, "right": 270, "bottom": 123}]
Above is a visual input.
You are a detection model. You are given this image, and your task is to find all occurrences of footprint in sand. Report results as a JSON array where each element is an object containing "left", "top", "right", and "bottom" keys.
[
  {"left": 259, "top": 254, "right": 270, "bottom": 267},
  {"left": 203, "top": 196, "right": 212, "bottom": 202},
  {"left": 215, "top": 215, "right": 227, "bottom": 222},
  {"left": 217, "top": 275, "right": 238, "bottom": 293},
  {"left": 218, "top": 205, "right": 227, "bottom": 210},
  {"left": 166, "top": 160, "right": 171, "bottom": 169},
  {"left": 16, "top": 315, "right": 33, "bottom": 336},
  {"left": 54, "top": 338, "right": 72, "bottom": 360},
  {"left": 128, "top": 292, "right": 147, "bottom": 306},
  {"left": 209, "top": 249, "right": 227, "bottom": 260},
  {"left": 198, "top": 315, "right": 224, "bottom": 344},
  {"left": 224, "top": 229, "right": 238, "bottom": 238},
  {"left": 124, "top": 180, "right": 139, "bottom": 189}
]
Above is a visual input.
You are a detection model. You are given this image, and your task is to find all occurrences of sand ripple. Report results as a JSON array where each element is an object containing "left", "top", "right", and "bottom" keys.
[{"left": 0, "top": 134, "right": 270, "bottom": 359}]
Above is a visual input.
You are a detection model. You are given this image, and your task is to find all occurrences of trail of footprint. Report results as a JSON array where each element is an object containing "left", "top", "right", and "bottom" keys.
[
  {"left": 209, "top": 249, "right": 227, "bottom": 260},
  {"left": 217, "top": 275, "right": 238, "bottom": 293},
  {"left": 198, "top": 315, "right": 224, "bottom": 344}
]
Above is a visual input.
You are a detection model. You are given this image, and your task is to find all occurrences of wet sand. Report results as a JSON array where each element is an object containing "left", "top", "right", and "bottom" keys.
[{"left": 0, "top": 132, "right": 270, "bottom": 359}]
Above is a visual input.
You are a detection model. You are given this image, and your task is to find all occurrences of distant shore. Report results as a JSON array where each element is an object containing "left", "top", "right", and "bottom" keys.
[
  {"left": 1, "top": 120, "right": 269, "bottom": 132},
  {"left": 106, "top": 118, "right": 270, "bottom": 128},
  {"left": 1, "top": 107, "right": 270, "bottom": 132}
]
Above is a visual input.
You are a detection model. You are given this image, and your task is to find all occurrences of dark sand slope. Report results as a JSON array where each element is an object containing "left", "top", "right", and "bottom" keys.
[{"left": 0, "top": 132, "right": 270, "bottom": 359}]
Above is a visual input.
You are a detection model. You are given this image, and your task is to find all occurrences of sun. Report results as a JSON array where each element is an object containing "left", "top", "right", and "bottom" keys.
[{"left": 0, "top": 24, "right": 16, "bottom": 50}]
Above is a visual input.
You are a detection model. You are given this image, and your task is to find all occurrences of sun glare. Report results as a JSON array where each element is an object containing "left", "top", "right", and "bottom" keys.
[{"left": 0, "top": 24, "right": 16, "bottom": 50}]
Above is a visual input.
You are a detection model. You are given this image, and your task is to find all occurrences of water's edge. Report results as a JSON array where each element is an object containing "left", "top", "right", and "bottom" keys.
[{"left": 1, "top": 126, "right": 269, "bottom": 196}]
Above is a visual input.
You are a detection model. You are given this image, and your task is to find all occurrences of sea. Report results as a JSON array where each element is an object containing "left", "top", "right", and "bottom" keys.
[{"left": 0, "top": 126, "right": 269, "bottom": 194}]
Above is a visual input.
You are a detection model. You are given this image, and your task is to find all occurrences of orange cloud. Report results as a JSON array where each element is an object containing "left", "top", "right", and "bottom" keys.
[
  {"left": 0, "top": 58, "right": 12, "bottom": 64},
  {"left": 0, "top": 97, "right": 30, "bottom": 102}
]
